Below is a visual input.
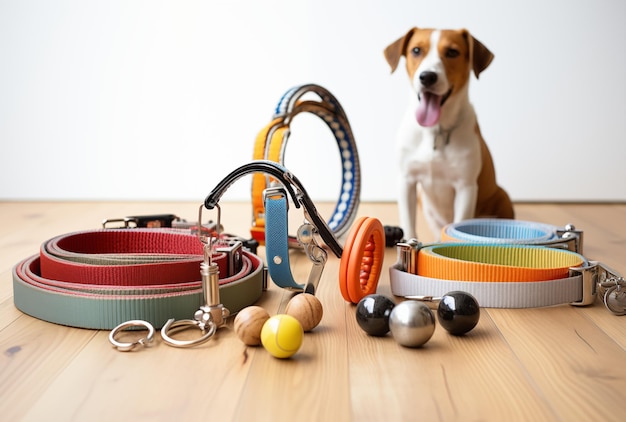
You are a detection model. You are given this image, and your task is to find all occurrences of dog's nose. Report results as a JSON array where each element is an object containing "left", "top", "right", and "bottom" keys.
[{"left": 419, "top": 71, "right": 438, "bottom": 87}]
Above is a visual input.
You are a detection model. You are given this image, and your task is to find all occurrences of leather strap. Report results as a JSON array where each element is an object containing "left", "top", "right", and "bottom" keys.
[
  {"left": 12, "top": 229, "right": 265, "bottom": 329},
  {"left": 251, "top": 84, "right": 360, "bottom": 244}
]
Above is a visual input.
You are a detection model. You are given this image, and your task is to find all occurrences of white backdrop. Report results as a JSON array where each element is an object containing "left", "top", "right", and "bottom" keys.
[{"left": 1, "top": 0, "right": 625, "bottom": 202}]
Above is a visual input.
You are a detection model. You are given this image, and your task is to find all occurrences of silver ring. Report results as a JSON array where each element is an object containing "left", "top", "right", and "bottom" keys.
[
  {"left": 160, "top": 318, "right": 216, "bottom": 348},
  {"left": 109, "top": 320, "right": 155, "bottom": 351}
]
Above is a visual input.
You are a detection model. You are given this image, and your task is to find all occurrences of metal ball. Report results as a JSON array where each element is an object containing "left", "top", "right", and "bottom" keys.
[
  {"left": 437, "top": 291, "right": 480, "bottom": 335},
  {"left": 355, "top": 294, "right": 396, "bottom": 336},
  {"left": 389, "top": 300, "right": 435, "bottom": 347}
]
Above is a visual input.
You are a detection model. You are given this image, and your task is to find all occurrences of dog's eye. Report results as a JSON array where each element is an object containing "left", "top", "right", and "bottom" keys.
[
  {"left": 411, "top": 47, "right": 421, "bottom": 57},
  {"left": 445, "top": 48, "right": 460, "bottom": 58}
]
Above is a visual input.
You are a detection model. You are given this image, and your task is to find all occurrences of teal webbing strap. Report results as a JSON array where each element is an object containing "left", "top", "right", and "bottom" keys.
[
  {"left": 264, "top": 191, "right": 304, "bottom": 291},
  {"left": 13, "top": 252, "right": 264, "bottom": 330}
]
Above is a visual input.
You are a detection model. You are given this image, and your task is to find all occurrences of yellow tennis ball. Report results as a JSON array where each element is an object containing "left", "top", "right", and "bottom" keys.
[{"left": 261, "top": 314, "right": 304, "bottom": 359}]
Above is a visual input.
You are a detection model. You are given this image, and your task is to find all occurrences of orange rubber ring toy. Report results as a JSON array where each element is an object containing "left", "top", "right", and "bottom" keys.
[{"left": 339, "top": 217, "right": 385, "bottom": 303}]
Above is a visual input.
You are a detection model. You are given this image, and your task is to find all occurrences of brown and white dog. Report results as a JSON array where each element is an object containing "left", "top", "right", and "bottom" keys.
[{"left": 384, "top": 27, "right": 514, "bottom": 240}]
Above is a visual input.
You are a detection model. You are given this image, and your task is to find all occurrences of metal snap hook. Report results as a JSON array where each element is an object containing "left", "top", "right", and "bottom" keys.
[
  {"left": 109, "top": 320, "right": 155, "bottom": 352},
  {"left": 160, "top": 203, "right": 230, "bottom": 347},
  {"left": 160, "top": 317, "right": 217, "bottom": 348}
]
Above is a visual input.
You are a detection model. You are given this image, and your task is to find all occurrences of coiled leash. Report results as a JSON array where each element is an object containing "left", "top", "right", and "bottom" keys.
[
  {"left": 13, "top": 223, "right": 265, "bottom": 331},
  {"left": 390, "top": 219, "right": 625, "bottom": 315},
  {"left": 251, "top": 84, "right": 360, "bottom": 247}
]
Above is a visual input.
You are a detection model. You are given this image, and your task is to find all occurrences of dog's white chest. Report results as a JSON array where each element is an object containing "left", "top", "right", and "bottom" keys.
[{"left": 398, "top": 118, "right": 478, "bottom": 184}]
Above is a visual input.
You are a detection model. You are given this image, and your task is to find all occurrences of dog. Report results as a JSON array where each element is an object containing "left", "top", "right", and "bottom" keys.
[{"left": 384, "top": 27, "right": 514, "bottom": 240}]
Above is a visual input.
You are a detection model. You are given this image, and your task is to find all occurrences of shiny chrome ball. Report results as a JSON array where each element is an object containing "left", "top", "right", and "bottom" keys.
[{"left": 389, "top": 300, "right": 435, "bottom": 348}]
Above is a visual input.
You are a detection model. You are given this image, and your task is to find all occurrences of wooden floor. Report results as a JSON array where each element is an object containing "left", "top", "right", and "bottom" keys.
[{"left": 1, "top": 201, "right": 625, "bottom": 421}]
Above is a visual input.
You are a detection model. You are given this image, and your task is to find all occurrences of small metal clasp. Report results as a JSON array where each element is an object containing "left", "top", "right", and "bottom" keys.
[
  {"left": 297, "top": 223, "right": 327, "bottom": 295},
  {"left": 160, "top": 204, "right": 230, "bottom": 347},
  {"left": 102, "top": 214, "right": 182, "bottom": 229},
  {"left": 109, "top": 320, "right": 155, "bottom": 352},
  {"left": 596, "top": 263, "right": 626, "bottom": 315},
  {"left": 395, "top": 238, "right": 422, "bottom": 274},
  {"left": 544, "top": 224, "right": 584, "bottom": 254},
  {"left": 569, "top": 261, "right": 626, "bottom": 314}
]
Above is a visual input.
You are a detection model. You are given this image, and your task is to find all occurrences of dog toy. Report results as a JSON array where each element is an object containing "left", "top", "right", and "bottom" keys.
[
  {"left": 388, "top": 301, "right": 436, "bottom": 348},
  {"left": 234, "top": 306, "right": 271, "bottom": 346},
  {"left": 436, "top": 291, "right": 480, "bottom": 335},
  {"left": 284, "top": 293, "right": 323, "bottom": 332},
  {"left": 261, "top": 314, "right": 304, "bottom": 359},
  {"left": 355, "top": 294, "right": 396, "bottom": 337},
  {"left": 235, "top": 293, "right": 323, "bottom": 350}
]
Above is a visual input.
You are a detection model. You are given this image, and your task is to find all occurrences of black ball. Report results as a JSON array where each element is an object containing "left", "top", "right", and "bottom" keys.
[
  {"left": 437, "top": 291, "right": 480, "bottom": 335},
  {"left": 384, "top": 225, "right": 404, "bottom": 247},
  {"left": 356, "top": 294, "right": 396, "bottom": 336}
]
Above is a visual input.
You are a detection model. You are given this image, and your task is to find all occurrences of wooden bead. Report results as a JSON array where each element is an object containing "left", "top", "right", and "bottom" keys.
[
  {"left": 234, "top": 306, "right": 270, "bottom": 346},
  {"left": 285, "top": 293, "right": 323, "bottom": 332}
]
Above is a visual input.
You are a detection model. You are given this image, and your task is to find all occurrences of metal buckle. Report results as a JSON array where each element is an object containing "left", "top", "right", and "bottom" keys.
[
  {"left": 569, "top": 261, "right": 625, "bottom": 314},
  {"left": 102, "top": 214, "right": 182, "bottom": 229},
  {"left": 568, "top": 262, "right": 599, "bottom": 307},
  {"left": 263, "top": 186, "right": 290, "bottom": 208},
  {"left": 395, "top": 238, "right": 422, "bottom": 274},
  {"left": 393, "top": 239, "right": 442, "bottom": 306},
  {"left": 542, "top": 224, "right": 584, "bottom": 254},
  {"left": 215, "top": 238, "right": 243, "bottom": 277}
]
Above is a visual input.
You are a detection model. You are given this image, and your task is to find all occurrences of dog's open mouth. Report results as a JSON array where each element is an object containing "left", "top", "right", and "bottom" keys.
[{"left": 416, "top": 88, "right": 452, "bottom": 127}]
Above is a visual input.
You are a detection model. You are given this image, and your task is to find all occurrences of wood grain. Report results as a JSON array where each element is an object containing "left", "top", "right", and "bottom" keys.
[{"left": 1, "top": 202, "right": 625, "bottom": 421}]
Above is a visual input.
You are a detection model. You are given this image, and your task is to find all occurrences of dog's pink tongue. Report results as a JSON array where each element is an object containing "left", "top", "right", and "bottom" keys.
[{"left": 416, "top": 92, "right": 441, "bottom": 127}]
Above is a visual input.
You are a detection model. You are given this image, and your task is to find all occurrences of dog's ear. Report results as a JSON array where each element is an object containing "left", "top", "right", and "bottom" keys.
[
  {"left": 384, "top": 28, "right": 417, "bottom": 73},
  {"left": 463, "top": 30, "right": 494, "bottom": 79}
]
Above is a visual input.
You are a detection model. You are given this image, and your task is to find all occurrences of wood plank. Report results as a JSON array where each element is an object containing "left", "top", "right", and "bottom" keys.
[
  {"left": 0, "top": 316, "right": 97, "bottom": 421},
  {"left": 349, "top": 263, "right": 557, "bottom": 420},
  {"left": 234, "top": 255, "right": 352, "bottom": 421},
  {"left": 1, "top": 201, "right": 625, "bottom": 421},
  {"left": 488, "top": 306, "right": 626, "bottom": 421}
]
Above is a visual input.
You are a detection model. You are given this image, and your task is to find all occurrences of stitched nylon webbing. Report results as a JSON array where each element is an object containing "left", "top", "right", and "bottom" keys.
[
  {"left": 12, "top": 230, "right": 265, "bottom": 329},
  {"left": 418, "top": 244, "right": 584, "bottom": 282}
]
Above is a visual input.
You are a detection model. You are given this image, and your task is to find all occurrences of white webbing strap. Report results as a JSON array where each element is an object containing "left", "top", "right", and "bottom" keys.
[{"left": 389, "top": 265, "right": 584, "bottom": 308}]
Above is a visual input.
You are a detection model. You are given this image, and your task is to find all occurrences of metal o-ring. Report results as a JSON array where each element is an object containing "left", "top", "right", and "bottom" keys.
[
  {"left": 604, "top": 285, "right": 626, "bottom": 316},
  {"left": 109, "top": 320, "right": 155, "bottom": 352}
]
